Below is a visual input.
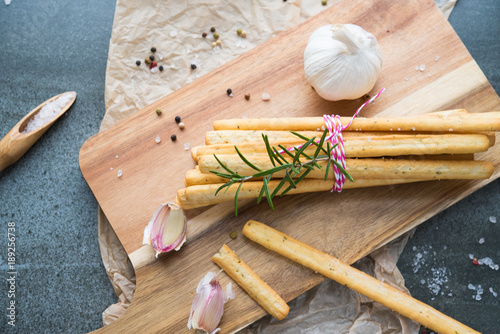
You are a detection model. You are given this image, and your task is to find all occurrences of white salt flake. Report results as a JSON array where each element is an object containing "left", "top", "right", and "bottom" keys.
[
  {"left": 212, "top": 46, "right": 221, "bottom": 54},
  {"left": 404, "top": 77, "right": 409, "bottom": 81},
  {"left": 184, "top": 142, "right": 191, "bottom": 151},
  {"left": 489, "top": 216, "right": 497, "bottom": 223},
  {"left": 117, "top": 170, "right": 123, "bottom": 178},
  {"left": 150, "top": 67, "right": 159, "bottom": 74},
  {"left": 449, "top": 128, "right": 453, "bottom": 131},
  {"left": 475, "top": 295, "right": 482, "bottom": 301},
  {"left": 262, "top": 93, "right": 271, "bottom": 101},
  {"left": 489, "top": 287, "right": 498, "bottom": 297},
  {"left": 110, "top": 167, "right": 113, "bottom": 171},
  {"left": 412, "top": 246, "right": 417, "bottom": 251},
  {"left": 448, "top": 293, "right": 453, "bottom": 296},
  {"left": 443, "top": 246, "right": 447, "bottom": 250},
  {"left": 435, "top": 55, "right": 440, "bottom": 61},
  {"left": 115, "top": 155, "right": 119, "bottom": 159},
  {"left": 367, "top": 137, "right": 372, "bottom": 142},
  {"left": 479, "top": 238, "right": 485, "bottom": 244},
  {"left": 428, "top": 74, "right": 432, "bottom": 77},
  {"left": 419, "top": 64, "right": 426, "bottom": 72},
  {"left": 170, "top": 30, "right": 177, "bottom": 37},
  {"left": 421, "top": 279, "right": 426, "bottom": 284},
  {"left": 469, "top": 254, "right": 474, "bottom": 259},
  {"left": 155, "top": 135, "right": 161, "bottom": 144},
  {"left": 5, "top": 0, "right": 11, "bottom": 5},
  {"left": 415, "top": 66, "right": 419, "bottom": 71}
]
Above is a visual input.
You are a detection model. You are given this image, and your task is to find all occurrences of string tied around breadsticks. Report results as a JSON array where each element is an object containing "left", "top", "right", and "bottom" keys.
[{"left": 281, "top": 88, "right": 385, "bottom": 192}]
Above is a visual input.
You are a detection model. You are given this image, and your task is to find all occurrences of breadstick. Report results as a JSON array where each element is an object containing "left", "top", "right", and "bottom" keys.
[
  {"left": 212, "top": 244, "right": 290, "bottom": 320},
  {"left": 176, "top": 179, "right": 422, "bottom": 210},
  {"left": 213, "top": 112, "right": 500, "bottom": 132},
  {"left": 198, "top": 155, "right": 494, "bottom": 180},
  {"left": 242, "top": 220, "right": 480, "bottom": 334},
  {"left": 197, "top": 133, "right": 490, "bottom": 161}
]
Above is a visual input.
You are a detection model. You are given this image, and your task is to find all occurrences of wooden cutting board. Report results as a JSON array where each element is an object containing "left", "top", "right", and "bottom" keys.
[{"left": 80, "top": 0, "right": 500, "bottom": 332}]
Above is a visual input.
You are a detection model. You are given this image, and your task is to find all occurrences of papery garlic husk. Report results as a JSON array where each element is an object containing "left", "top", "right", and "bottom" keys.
[
  {"left": 304, "top": 23, "right": 383, "bottom": 101},
  {"left": 142, "top": 202, "right": 187, "bottom": 258},
  {"left": 187, "top": 271, "right": 235, "bottom": 334}
]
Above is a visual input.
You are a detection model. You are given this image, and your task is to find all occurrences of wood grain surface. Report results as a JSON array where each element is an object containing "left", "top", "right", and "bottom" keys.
[{"left": 79, "top": 0, "right": 500, "bottom": 332}]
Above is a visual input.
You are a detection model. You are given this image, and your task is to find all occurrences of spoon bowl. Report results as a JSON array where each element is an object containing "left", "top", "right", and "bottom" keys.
[{"left": 0, "top": 91, "right": 77, "bottom": 172}]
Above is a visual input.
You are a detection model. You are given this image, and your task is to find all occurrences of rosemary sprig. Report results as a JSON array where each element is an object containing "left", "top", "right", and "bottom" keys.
[{"left": 210, "top": 129, "right": 353, "bottom": 215}]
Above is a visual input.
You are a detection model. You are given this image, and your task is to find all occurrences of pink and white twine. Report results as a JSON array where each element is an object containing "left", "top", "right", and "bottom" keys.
[{"left": 283, "top": 88, "right": 385, "bottom": 192}]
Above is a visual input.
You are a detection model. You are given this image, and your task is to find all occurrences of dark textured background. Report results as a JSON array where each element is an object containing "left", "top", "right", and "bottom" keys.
[{"left": 0, "top": 0, "right": 498, "bottom": 333}]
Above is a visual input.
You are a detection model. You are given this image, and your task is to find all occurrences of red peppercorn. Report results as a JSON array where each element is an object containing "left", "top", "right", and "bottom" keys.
[
  {"left": 150, "top": 61, "right": 157, "bottom": 69},
  {"left": 472, "top": 257, "right": 479, "bottom": 266}
]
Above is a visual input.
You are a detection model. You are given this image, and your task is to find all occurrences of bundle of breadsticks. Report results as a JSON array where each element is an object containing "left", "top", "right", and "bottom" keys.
[{"left": 176, "top": 110, "right": 500, "bottom": 210}]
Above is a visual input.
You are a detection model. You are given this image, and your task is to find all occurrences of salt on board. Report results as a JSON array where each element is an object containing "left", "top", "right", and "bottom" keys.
[{"left": 22, "top": 92, "right": 75, "bottom": 133}]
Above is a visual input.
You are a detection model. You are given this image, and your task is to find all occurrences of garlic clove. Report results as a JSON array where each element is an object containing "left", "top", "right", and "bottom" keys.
[
  {"left": 188, "top": 271, "right": 235, "bottom": 334},
  {"left": 143, "top": 202, "right": 187, "bottom": 257},
  {"left": 304, "top": 23, "right": 383, "bottom": 101}
]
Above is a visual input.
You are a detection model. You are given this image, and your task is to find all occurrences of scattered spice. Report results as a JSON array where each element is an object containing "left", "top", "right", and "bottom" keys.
[
  {"left": 216, "top": 39, "right": 222, "bottom": 47},
  {"left": 211, "top": 42, "right": 217, "bottom": 47},
  {"left": 175, "top": 116, "right": 181, "bottom": 123},
  {"left": 472, "top": 257, "right": 479, "bottom": 266},
  {"left": 241, "top": 31, "right": 247, "bottom": 38},
  {"left": 202, "top": 32, "right": 208, "bottom": 38},
  {"left": 213, "top": 32, "right": 220, "bottom": 39},
  {"left": 159, "top": 65, "right": 164, "bottom": 72},
  {"left": 321, "top": 0, "right": 327, "bottom": 5},
  {"left": 150, "top": 61, "right": 157, "bottom": 69},
  {"left": 237, "top": 28, "right": 242, "bottom": 35},
  {"left": 210, "top": 27, "right": 216, "bottom": 33},
  {"left": 136, "top": 60, "right": 141, "bottom": 66},
  {"left": 227, "top": 88, "right": 232, "bottom": 96},
  {"left": 179, "top": 122, "right": 185, "bottom": 129},
  {"left": 145, "top": 57, "right": 151, "bottom": 65},
  {"left": 171, "top": 134, "right": 177, "bottom": 141},
  {"left": 245, "top": 93, "right": 250, "bottom": 100},
  {"left": 149, "top": 55, "right": 155, "bottom": 61},
  {"left": 156, "top": 108, "right": 162, "bottom": 116},
  {"left": 191, "top": 64, "right": 197, "bottom": 70},
  {"left": 151, "top": 47, "right": 156, "bottom": 53},
  {"left": 262, "top": 93, "right": 271, "bottom": 101},
  {"left": 230, "top": 231, "right": 237, "bottom": 239}
]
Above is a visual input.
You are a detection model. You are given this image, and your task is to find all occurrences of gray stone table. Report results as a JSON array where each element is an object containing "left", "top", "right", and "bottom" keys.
[{"left": 0, "top": 0, "right": 498, "bottom": 333}]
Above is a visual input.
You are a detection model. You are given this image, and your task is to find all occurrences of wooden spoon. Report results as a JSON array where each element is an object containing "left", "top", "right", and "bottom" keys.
[{"left": 0, "top": 91, "right": 77, "bottom": 172}]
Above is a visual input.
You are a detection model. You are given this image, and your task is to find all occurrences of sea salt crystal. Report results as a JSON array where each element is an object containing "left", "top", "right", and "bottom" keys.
[
  {"left": 151, "top": 67, "right": 159, "bottom": 74},
  {"left": 412, "top": 246, "right": 417, "bottom": 251},
  {"left": 170, "top": 30, "right": 177, "bottom": 37},
  {"left": 117, "top": 170, "right": 123, "bottom": 178},
  {"left": 489, "top": 287, "right": 498, "bottom": 297},
  {"left": 404, "top": 77, "right": 409, "bottom": 81},
  {"left": 5, "top": 0, "right": 11, "bottom": 5},
  {"left": 155, "top": 135, "right": 161, "bottom": 144},
  {"left": 262, "top": 93, "right": 271, "bottom": 101},
  {"left": 115, "top": 155, "right": 119, "bottom": 159},
  {"left": 212, "top": 46, "right": 221, "bottom": 54},
  {"left": 475, "top": 295, "right": 482, "bottom": 301},
  {"left": 469, "top": 254, "right": 474, "bottom": 259},
  {"left": 110, "top": 167, "right": 113, "bottom": 171},
  {"left": 23, "top": 92, "right": 75, "bottom": 133},
  {"left": 479, "top": 238, "right": 485, "bottom": 244},
  {"left": 489, "top": 216, "right": 497, "bottom": 223},
  {"left": 184, "top": 142, "right": 191, "bottom": 151},
  {"left": 435, "top": 55, "right": 440, "bottom": 61},
  {"left": 443, "top": 246, "right": 447, "bottom": 250},
  {"left": 419, "top": 64, "right": 426, "bottom": 72},
  {"left": 421, "top": 279, "right": 426, "bottom": 284},
  {"left": 367, "top": 137, "right": 372, "bottom": 142},
  {"left": 412, "top": 127, "right": 416, "bottom": 131}
]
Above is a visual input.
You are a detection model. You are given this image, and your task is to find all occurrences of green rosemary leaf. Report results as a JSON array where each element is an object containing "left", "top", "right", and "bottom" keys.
[
  {"left": 263, "top": 176, "right": 274, "bottom": 210},
  {"left": 302, "top": 164, "right": 315, "bottom": 170},
  {"left": 256, "top": 179, "right": 266, "bottom": 205},
  {"left": 262, "top": 134, "right": 276, "bottom": 167},
  {"left": 235, "top": 146, "right": 262, "bottom": 171},
  {"left": 213, "top": 154, "right": 239, "bottom": 176},
  {"left": 315, "top": 130, "right": 328, "bottom": 157},
  {"left": 285, "top": 170, "right": 296, "bottom": 189},
  {"left": 324, "top": 160, "right": 331, "bottom": 181},
  {"left": 293, "top": 137, "right": 316, "bottom": 165},
  {"left": 210, "top": 170, "right": 233, "bottom": 179},
  {"left": 253, "top": 164, "right": 290, "bottom": 177},
  {"left": 271, "top": 176, "right": 288, "bottom": 198},
  {"left": 273, "top": 147, "right": 290, "bottom": 165},
  {"left": 291, "top": 130, "right": 329, "bottom": 155},
  {"left": 281, "top": 169, "right": 311, "bottom": 196},
  {"left": 299, "top": 150, "right": 321, "bottom": 169},
  {"left": 234, "top": 181, "right": 244, "bottom": 216},
  {"left": 278, "top": 144, "right": 295, "bottom": 160},
  {"left": 331, "top": 159, "right": 354, "bottom": 182},
  {"left": 223, "top": 181, "right": 235, "bottom": 194},
  {"left": 215, "top": 181, "right": 232, "bottom": 196}
]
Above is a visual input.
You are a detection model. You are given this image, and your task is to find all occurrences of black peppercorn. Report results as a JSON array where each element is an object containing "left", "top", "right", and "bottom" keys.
[
  {"left": 227, "top": 88, "right": 232, "bottom": 95},
  {"left": 245, "top": 93, "right": 250, "bottom": 100},
  {"left": 136, "top": 60, "right": 141, "bottom": 66},
  {"left": 159, "top": 65, "right": 164, "bottom": 71},
  {"left": 149, "top": 55, "right": 155, "bottom": 61},
  {"left": 191, "top": 64, "right": 197, "bottom": 70},
  {"left": 202, "top": 32, "right": 207, "bottom": 38},
  {"left": 151, "top": 47, "right": 156, "bottom": 53},
  {"left": 210, "top": 27, "right": 216, "bottom": 33},
  {"left": 171, "top": 134, "right": 177, "bottom": 141},
  {"left": 175, "top": 116, "right": 181, "bottom": 123}
]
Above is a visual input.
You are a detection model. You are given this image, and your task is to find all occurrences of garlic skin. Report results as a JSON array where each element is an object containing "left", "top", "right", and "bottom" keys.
[
  {"left": 143, "top": 202, "right": 187, "bottom": 258},
  {"left": 188, "top": 271, "right": 235, "bottom": 334},
  {"left": 304, "top": 24, "right": 383, "bottom": 101}
]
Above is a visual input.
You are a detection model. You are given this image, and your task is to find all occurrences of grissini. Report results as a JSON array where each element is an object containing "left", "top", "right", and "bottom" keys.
[
  {"left": 213, "top": 112, "right": 500, "bottom": 132},
  {"left": 212, "top": 244, "right": 290, "bottom": 320},
  {"left": 176, "top": 179, "right": 423, "bottom": 210},
  {"left": 198, "top": 155, "right": 494, "bottom": 180},
  {"left": 242, "top": 220, "right": 480, "bottom": 334},
  {"left": 197, "top": 133, "right": 491, "bottom": 161}
]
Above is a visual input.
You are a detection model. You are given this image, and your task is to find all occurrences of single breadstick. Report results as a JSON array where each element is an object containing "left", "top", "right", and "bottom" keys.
[
  {"left": 242, "top": 220, "right": 480, "bottom": 334},
  {"left": 197, "top": 133, "right": 490, "bottom": 161},
  {"left": 213, "top": 112, "right": 500, "bottom": 132},
  {"left": 212, "top": 244, "right": 290, "bottom": 320},
  {"left": 198, "top": 155, "right": 494, "bottom": 180},
  {"left": 176, "top": 178, "right": 422, "bottom": 210}
]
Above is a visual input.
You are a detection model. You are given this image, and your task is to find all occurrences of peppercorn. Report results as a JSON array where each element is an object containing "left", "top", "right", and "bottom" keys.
[
  {"left": 151, "top": 47, "right": 156, "bottom": 53},
  {"left": 150, "top": 61, "right": 157, "bottom": 69},
  {"left": 210, "top": 27, "right": 216, "bottom": 33},
  {"left": 155, "top": 108, "right": 162, "bottom": 116},
  {"left": 202, "top": 32, "right": 208, "bottom": 38},
  {"left": 159, "top": 65, "right": 164, "bottom": 71},
  {"left": 175, "top": 116, "right": 181, "bottom": 123},
  {"left": 237, "top": 28, "right": 242, "bottom": 35},
  {"left": 171, "top": 134, "right": 177, "bottom": 141},
  {"left": 149, "top": 55, "right": 155, "bottom": 61},
  {"left": 216, "top": 39, "right": 222, "bottom": 47},
  {"left": 145, "top": 57, "right": 151, "bottom": 65},
  {"left": 178, "top": 122, "right": 185, "bottom": 129},
  {"left": 245, "top": 94, "right": 250, "bottom": 100},
  {"left": 472, "top": 257, "right": 479, "bottom": 266},
  {"left": 213, "top": 32, "right": 219, "bottom": 39},
  {"left": 211, "top": 41, "right": 217, "bottom": 47},
  {"left": 229, "top": 231, "right": 237, "bottom": 239},
  {"left": 321, "top": 0, "right": 327, "bottom": 5},
  {"left": 136, "top": 60, "right": 141, "bottom": 66},
  {"left": 191, "top": 64, "right": 197, "bottom": 70},
  {"left": 241, "top": 31, "right": 247, "bottom": 38},
  {"left": 227, "top": 88, "right": 232, "bottom": 95}
]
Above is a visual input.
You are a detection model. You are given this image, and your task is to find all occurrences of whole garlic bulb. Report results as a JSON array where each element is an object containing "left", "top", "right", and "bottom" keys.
[{"left": 304, "top": 23, "right": 383, "bottom": 101}]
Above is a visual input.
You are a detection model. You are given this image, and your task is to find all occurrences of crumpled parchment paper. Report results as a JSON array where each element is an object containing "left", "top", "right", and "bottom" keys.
[{"left": 99, "top": 0, "right": 455, "bottom": 331}]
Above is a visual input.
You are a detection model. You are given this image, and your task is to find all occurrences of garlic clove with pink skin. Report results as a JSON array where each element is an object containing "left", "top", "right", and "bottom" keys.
[
  {"left": 143, "top": 202, "right": 187, "bottom": 258},
  {"left": 188, "top": 271, "right": 235, "bottom": 334}
]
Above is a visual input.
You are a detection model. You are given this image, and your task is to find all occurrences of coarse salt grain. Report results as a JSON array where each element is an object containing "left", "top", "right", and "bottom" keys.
[
  {"left": 184, "top": 142, "right": 191, "bottom": 151},
  {"left": 151, "top": 67, "right": 159, "bottom": 74},
  {"left": 23, "top": 92, "right": 75, "bottom": 133},
  {"left": 468, "top": 283, "right": 476, "bottom": 290},
  {"left": 117, "top": 170, "right": 123, "bottom": 178},
  {"left": 419, "top": 64, "right": 426, "bottom": 72},
  {"left": 262, "top": 93, "right": 271, "bottom": 101},
  {"left": 110, "top": 167, "right": 113, "bottom": 171},
  {"left": 155, "top": 135, "right": 161, "bottom": 144},
  {"left": 469, "top": 254, "right": 474, "bottom": 259},
  {"left": 115, "top": 155, "right": 119, "bottom": 159},
  {"left": 170, "top": 30, "right": 177, "bottom": 37},
  {"left": 489, "top": 216, "right": 497, "bottom": 223},
  {"left": 479, "top": 238, "right": 485, "bottom": 244},
  {"left": 489, "top": 287, "right": 498, "bottom": 297}
]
